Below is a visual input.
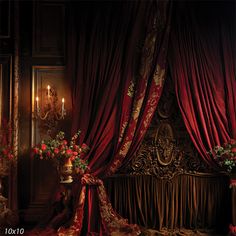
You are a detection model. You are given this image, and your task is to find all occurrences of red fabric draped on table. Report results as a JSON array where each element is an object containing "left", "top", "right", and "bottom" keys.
[
  {"left": 168, "top": 1, "right": 236, "bottom": 167},
  {"left": 57, "top": 1, "right": 172, "bottom": 235}
]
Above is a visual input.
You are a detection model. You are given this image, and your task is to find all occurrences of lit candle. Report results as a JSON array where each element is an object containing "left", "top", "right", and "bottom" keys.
[
  {"left": 62, "top": 98, "right": 65, "bottom": 111},
  {"left": 36, "top": 96, "right": 39, "bottom": 110},
  {"left": 47, "top": 85, "right": 50, "bottom": 98}
]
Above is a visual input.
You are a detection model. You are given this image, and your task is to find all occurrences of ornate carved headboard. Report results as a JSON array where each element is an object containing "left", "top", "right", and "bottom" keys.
[{"left": 120, "top": 75, "right": 215, "bottom": 179}]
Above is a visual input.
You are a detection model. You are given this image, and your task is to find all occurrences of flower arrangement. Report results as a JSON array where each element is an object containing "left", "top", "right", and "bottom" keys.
[
  {"left": 209, "top": 139, "right": 236, "bottom": 173},
  {"left": 32, "top": 130, "right": 90, "bottom": 174},
  {"left": 0, "top": 119, "right": 14, "bottom": 160}
]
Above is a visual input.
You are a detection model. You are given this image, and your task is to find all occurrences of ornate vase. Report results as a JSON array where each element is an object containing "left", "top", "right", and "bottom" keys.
[{"left": 59, "top": 158, "right": 73, "bottom": 184}]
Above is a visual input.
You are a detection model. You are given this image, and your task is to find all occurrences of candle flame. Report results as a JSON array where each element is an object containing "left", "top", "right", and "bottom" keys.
[{"left": 62, "top": 98, "right": 65, "bottom": 103}]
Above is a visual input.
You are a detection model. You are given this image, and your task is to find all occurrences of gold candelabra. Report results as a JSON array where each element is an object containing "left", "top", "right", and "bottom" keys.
[
  {"left": 34, "top": 85, "right": 66, "bottom": 121},
  {"left": 33, "top": 85, "right": 66, "bottom": 137}
]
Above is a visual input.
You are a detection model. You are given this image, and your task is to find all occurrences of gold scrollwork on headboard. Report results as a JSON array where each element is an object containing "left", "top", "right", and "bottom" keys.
[
  {"left": 155, "top": 123, "right": 175, "bottom": 166},
  {"left": 120, "top": 117, "right": 214, "bottom": 178},
  {"left": 121, "top": 122, "right": 185, "bottom": 179}
]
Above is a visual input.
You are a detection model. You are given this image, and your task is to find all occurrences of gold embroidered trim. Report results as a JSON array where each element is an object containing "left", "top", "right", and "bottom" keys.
[
  {"left": 154, "top": 64, "right": 165, "bottom": 86},
  {"left": 132, "top": 94, "right": 144, "bottom": 122},
  {"left": 119, "top": 121, "right": 128, "bottom": 142},
  {"left": 127, "top": 80, "right": 135, "bottom": 97}
]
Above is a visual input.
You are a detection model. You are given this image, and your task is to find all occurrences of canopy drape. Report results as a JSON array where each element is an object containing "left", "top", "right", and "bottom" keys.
[{"left": 168, "top": 1, "right": 236, "bottom": 166}]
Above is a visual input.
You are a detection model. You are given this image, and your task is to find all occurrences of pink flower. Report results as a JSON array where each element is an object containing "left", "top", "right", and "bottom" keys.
[{"left": 73, "top": 151, "right": 78, "bottom": 156}]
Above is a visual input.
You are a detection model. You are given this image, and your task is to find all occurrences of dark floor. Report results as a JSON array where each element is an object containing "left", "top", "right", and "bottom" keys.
[{"left": 141, "top": 228, "right": 229, "bottom": 236}]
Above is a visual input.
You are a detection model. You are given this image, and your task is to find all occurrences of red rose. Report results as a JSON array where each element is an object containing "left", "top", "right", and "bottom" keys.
[
  {"left": 33, "top": 148, "right": 39, "bottom": 154},
  {"left": 2, "top": 149, "right": 8, "bottom": 155},
  {"left": 33, "top": 148, "right": 38, "bottom": 154},
  {"left": 66, "top": 149, "right": 72, "bottom": 155},
  {"left": 46, "top": 151, "right": 51, "bottom": 157},
  {"left": 80, "top": 152, "right": 85, "bottom": 159},
  {"left": 229, "top": 139, "right": 236, "bottom": 145},
  {"left": 229, "top": 224, "right": 236, "bottom": 233},
  {"left": 54, "top": 148, "right": 59, "bottom": 154},
  {"left": 231, "top": 147, "right": 236, "bottom": 153},
  {"left": 41, "top": 143, "right": 47, "bottom": 151},
  {"left": 63, "top": 140, "right": 67, "bottom": 145},
  {"left": 73, "top": 151, "right": 78, "bottom": 156}
]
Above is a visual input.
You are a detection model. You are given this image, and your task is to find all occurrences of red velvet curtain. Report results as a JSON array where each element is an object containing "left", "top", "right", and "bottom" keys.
[
  {"left": 68, "top": 1, "right": 171, "bottom": 177},
  {"left": 168, "top": 1, "right": 236, "bottom": 166},
  {"left": 63, "top": 1, "right": 172, "bottom": 235},
  {"left": 68, "top": 1, "right": 148, "bottom": 177}
]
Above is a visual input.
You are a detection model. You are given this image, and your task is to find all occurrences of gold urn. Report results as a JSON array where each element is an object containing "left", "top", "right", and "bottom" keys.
[{"left": 59, "top": 158, "right": 73, "bottom": 184}]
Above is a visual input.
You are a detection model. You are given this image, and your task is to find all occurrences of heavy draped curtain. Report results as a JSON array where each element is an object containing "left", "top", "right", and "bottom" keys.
[
  {"left": 57, "top": 1, "right": 172, "bottom": 235},
  {"left": 68, "top": 1, "right": 171, "bottom": 177},
  {"left": 168, "top": 1, "right": 236, "bottom": 166},
  {"left": 105, "top": 174, "right": 230, "bottom": 232}
]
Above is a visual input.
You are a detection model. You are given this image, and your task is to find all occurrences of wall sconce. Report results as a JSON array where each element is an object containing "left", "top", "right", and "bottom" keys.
[{"left": 34, "top": 85, "right": 66, "bottom": 121}]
